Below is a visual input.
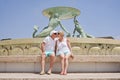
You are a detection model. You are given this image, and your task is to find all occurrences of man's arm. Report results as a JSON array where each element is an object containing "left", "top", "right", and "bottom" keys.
[
  {"left": 41, "top": 42, "right": 46, "bottom": 54},
  {"left": 54, "top": 40, "right": 57, "bottom": 55}
]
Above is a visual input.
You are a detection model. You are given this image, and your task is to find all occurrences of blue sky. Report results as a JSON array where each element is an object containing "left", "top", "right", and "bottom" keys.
[{"left": 0, "top": 0, "right": 120, "bottom": 39}]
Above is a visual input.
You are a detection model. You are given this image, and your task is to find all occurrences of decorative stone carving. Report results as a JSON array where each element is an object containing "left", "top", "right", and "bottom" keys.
[
  {"left": 11, "top": 47, "right": 23, "bottom": 55},
  {"left": 89, "top": 47, "right": 101, "bottom": 55},
  {"left": 72, "top": 47, "right": 82, "bottom": 55},
  {"left": 0, "top": 48, "right": 8, "bottom": 56},
  {"left": 28, "top": 47, "right": 41, "bottom": 55},
  {"left": 112, "top": 47, "right": 120, "bottom": 55}
]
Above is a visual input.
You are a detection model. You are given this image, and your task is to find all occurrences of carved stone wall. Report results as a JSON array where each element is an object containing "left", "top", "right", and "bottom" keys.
[
  {"left": 0, "top": 38, "right": 120, "bottom": 56},
  {"left": 70, "top": 38, "right": 120, "bottom": 55},
  {"left": 0, "top": 38, "right": 42, "bottom": 56}
]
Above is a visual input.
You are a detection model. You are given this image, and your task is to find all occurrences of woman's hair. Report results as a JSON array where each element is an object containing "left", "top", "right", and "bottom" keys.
[{"left": 58, "top": 31, "right": 64, "bottom": 37}]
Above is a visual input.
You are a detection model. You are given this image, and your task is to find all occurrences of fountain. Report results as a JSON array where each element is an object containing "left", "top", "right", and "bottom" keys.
[{"left": 0, "top": 6, "right": 120, "bottom": 73}]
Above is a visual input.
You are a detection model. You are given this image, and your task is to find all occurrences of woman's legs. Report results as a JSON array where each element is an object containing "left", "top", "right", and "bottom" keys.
[
  {"left": 59, "top": 54, "right": 65, "bottom": 75},
  {"left": 64, "top": 53, "right": 71, "bottom": 75}
]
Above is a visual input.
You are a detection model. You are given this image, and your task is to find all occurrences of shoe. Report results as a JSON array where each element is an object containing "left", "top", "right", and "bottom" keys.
[
  {"left": 40, "top": 71, "right": 45, "bottom": 75},
  {"left": 47, "top": 72, "right": 51, "bottom": 75}
]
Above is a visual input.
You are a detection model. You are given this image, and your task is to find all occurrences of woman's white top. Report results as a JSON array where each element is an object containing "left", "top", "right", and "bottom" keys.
[{"left": 56, "top": 38, "right": 70, "bottom": 55}]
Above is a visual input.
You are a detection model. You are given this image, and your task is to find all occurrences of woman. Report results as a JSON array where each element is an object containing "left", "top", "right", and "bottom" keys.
[{"left": 55, "top": 31, "right": 74, "bottom": 75}]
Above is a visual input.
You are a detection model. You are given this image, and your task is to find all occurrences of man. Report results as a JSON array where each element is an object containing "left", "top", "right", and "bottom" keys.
[{"left": 40, "top": 30, "right": 58, "bottom": 75}]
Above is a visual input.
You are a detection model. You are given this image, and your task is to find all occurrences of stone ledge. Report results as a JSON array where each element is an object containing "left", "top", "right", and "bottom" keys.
[
  {"left": 1, "top": 38, "right": 120, "bottom": 45},
  {"left": 0, "top": 55, "right": 120, "bottom": 63},
  {"left": 0, "top": 73, "right": 120, "bottom": 80}
]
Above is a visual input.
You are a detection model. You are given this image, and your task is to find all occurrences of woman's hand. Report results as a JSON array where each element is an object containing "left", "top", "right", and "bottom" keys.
[{"left": 70, "top": 53, "right": 74, "bottom": 59}]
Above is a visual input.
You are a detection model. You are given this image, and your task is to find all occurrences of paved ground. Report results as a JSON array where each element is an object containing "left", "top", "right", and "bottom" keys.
[{"left": 0, "top": 73, "right": 120, "bottom": 80}]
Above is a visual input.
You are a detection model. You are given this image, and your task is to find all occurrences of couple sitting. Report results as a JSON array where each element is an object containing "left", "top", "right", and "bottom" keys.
[{"left": 40, "top": 30, "right": 74, "bottom": 75}]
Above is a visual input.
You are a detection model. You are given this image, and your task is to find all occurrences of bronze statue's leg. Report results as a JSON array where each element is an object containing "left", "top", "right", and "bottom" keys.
[
  {"left": 81, "top": 32, "right": 87, "bottom": 38},
  {"left": 86, "top": 33, "right": 94, "bottom": 38},
  {"left": 72, "top": 28, "right": 76, "bottom": 37},
  {"left": 36, "top": 27, "right": 53, "bottom": 37},
  {"left": 42, "top": 26, "right": 49, "bottom": 30}
]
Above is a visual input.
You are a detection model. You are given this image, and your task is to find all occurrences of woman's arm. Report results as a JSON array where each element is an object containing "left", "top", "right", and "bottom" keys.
[
  {"left": 67, "top": 39, "right": 72, "bottom": 52},
  {"left": 67, "top": 38, "right": 74, "bottom": 59}
]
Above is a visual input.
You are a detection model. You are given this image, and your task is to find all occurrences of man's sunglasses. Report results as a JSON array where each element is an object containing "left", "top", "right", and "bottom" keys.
[
  {"left": 54, "top": 33, "right": 60, "bottom": 35},
  {"left": 54, "top": 33, "right": 57, "bottom": 35}
]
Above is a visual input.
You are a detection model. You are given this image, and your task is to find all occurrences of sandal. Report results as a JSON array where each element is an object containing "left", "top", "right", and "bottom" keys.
[
  {"left": 40, "top": 71, "right": 45, "bottom": 75},
  {"left": 47, "top": 72, "right": 51, "bottom": 75}
]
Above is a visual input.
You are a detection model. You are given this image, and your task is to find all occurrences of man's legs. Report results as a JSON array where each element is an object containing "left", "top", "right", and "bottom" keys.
[
  {"left": 40, "top": 54, "right": 46, "bottom": 75},
  {"left": 47, "top": 53, "right": 55, "bottom": 74}
]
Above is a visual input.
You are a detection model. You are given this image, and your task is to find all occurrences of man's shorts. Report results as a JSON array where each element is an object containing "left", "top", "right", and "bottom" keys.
[{"left": 45, "top": 51, "right": 54, "bottom": 57}]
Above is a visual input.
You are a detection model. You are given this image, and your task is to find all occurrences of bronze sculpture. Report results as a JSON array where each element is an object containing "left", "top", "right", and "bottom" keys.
[
  {"left": 73, "top": 16, "right": 94, "bottom": 38},
  {"left": 32, "top": 6, "right": 94, "bottom": 38}
]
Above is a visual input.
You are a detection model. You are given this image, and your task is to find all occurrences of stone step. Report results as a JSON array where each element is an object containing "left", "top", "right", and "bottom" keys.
[
  {"left": 0, "top": 55, "right": 120, "bottom": 73},
  {"left": 0, "top": 73, "right": 120, "bottom": 80},
  {"left": 0, "top": 55, "right": 120, "bottom": 63}
]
